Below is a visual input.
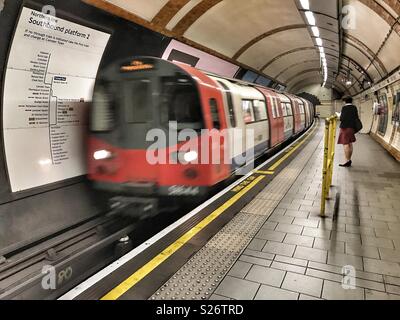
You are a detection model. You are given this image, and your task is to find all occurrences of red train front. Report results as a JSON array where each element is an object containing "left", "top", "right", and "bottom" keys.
[{"left": 88, "top": 57, "right": 231, "bottom": 199}]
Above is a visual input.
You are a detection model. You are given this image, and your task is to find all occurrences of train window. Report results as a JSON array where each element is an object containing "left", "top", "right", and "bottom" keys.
[
  {"left": 160, "top": 76, "right": 203, "bottom": 131},
  {"left": 271, "top": 99, "right": 277, "bottom": 118},
  {"left": 242, "top": 100, "right": 255, "bottom": 124},
  {"left": 392, "top": 91, "right": 400, "bottom": 123},
  {"left": 217, "top": 80, "right": 236, "bottom": 127},
  {"left": 91, "top": 83, "right": 115, "bottom": 132},
  {"left": 125, "top": 80, "right": 151, "bottom": 123},
  {"left": 286, "top": 103, "right": 293, "bottom": 116},
  {"left": 209, "top": 98, "right": 221, "bottom": 130},
  {"left": 253, "top": 100, "right": 268, "bottom": 121},
  {"left": 299, "top": 103, "right": 305, "bottom": 114},
  {"left": 281, "top": 103, "right": 288, "bottom": 117}
]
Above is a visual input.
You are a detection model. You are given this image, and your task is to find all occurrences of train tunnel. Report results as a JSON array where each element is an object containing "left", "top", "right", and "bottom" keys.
[{"left": 0, "top": 0, "right": 400, "bottom": 304}]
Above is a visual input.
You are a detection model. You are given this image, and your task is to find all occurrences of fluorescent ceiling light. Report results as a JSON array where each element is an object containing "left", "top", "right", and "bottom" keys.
[
  {"left": 305, "top": 11, "right": 316, "bottom": 25},
  {"left": 319, "top": 47, "right": 324, "bottom": 53},
  {"left": 311, "top": 26, "right": 320, "bottom": 37},
  {"left": 316, "top": 38, "right": 323, "bottom": 46},
  {"left": 300, "top": 0, "right": 310, "bottom": 10}
]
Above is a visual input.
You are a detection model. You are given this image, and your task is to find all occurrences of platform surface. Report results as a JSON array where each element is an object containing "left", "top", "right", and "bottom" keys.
[{"left": 152, "top": 125, "right": 400, "bottom": 300}]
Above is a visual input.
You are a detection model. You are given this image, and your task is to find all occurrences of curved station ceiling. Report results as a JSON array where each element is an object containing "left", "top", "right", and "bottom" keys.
[{"left": 83, "top": 0, "right": 400, "bottom": 95}]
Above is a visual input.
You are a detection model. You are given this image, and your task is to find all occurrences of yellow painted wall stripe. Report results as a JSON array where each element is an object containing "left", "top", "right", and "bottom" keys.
[{"left": 101, "top": 175, "right": 265, "bottom": 300}]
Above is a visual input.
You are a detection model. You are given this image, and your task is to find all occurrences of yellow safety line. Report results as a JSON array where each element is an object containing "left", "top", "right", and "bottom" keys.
[
  {"left": 101, "top": 175, "right": 265, "bottom": 300},
  {"left": 255, "top": 170, "right": 275, "bottom": 175},
  {"left": 268, "top": 124, "right": 318, "bottom": 171}
]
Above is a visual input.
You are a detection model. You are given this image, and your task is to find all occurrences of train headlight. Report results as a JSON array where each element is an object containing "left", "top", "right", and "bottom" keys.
[
  {"left": 93, "top": 150, "right": 113, "bottom": 160},
  {"left": 183, "top": 151, "right": 198, "bottom": 163}
]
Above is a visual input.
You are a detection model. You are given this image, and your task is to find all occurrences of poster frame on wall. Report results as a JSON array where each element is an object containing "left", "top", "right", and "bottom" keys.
[{"left": 0, "top": 0, "right": 112, "bottom": 195}]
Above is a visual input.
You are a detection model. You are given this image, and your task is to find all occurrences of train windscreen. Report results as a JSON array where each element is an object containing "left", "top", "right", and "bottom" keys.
[
  {"left": 91, "top": 82, "right": 115, "bottom": 132},
  {"left": 160, "top": 75, "right": 204, "bottom": 131}
]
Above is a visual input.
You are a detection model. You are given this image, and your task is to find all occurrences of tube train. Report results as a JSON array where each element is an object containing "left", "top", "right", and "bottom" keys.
[{"left": 88, "top": 57, "right": 314, "bottom": 200}]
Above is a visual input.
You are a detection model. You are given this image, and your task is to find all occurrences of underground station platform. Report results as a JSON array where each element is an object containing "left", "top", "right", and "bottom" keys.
[
  {"left": 1, "top": 0, "right": 400, "bottom": 308},
  {"left": 59, "top": 121, "right": 400, "bottom": 301}
]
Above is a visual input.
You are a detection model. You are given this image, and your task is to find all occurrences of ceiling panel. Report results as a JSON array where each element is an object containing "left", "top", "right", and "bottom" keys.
[
  {"left": 184, "top": 0, "right": 304, "bottom": 57},
  {"left": 278, "top": 61, "right": 321, "bottom": 83},
  {"left": 104, "top": 0, "right": 169, "bottom": 21},
  {"left": 238, "top": 29, "right": 314, "bottom": 70},
  {"left": 263, "top": 49, "right": 319, "bottom": 76},
  {"left": 378, "top": 32, "right": 400, "bottom": 74}
]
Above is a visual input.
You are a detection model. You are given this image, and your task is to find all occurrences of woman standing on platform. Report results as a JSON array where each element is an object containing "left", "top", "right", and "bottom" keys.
[{"left": 337, "top": 96, "right": 362, "bottom": 167}]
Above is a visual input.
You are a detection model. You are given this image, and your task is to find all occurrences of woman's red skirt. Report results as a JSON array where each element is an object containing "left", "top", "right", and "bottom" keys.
[{"left": 338, "top": 128, "right": 356, "bottom": 145}]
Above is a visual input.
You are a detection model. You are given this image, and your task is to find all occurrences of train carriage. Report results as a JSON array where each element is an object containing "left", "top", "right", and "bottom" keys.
[{"left": 88, "top": 57, "right": 314, "bottom": 202}]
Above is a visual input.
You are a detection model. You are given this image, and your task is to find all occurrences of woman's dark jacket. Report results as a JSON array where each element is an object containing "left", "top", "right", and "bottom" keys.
[{"left": 340, "top": 104, "right": 359, "bottom": 129}]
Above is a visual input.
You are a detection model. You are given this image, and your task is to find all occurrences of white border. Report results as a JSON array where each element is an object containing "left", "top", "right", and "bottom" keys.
[{"left": 59, "top": 124, "right": 316, "bottom": 300}]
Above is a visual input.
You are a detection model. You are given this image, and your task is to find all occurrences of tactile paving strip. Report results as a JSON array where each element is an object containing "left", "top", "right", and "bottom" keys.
[{"left": 150, "top": 127, "right": 323, "bottom": 300}]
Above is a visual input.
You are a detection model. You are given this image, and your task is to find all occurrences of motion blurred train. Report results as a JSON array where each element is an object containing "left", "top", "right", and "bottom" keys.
[{"left": 88, "top": 57, "right": 314, "bottom": 200}]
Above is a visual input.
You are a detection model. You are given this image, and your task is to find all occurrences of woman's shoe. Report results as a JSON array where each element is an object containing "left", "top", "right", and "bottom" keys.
[{"left": 339, "top": 160, "right": 352, "bottom": 167}]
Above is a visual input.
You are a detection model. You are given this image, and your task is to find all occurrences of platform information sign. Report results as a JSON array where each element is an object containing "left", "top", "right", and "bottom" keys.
[{"left": 2, "top": 7, "right": 110, "bottom": 192}]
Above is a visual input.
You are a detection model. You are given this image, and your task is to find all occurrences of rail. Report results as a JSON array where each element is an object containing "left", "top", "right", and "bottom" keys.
[{"left": 320, "top": 115, "right": 338, "bottom": 217}]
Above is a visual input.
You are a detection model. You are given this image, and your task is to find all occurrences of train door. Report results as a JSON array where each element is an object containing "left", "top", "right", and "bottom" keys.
[
  {"left": 278, "top": 94, "right": 294, "bottom": 140},
  {"left": 289, "top": 96, "right": 301, "bottom": 133},
  {"left": 257, "top": 87, "right": 283, "bottom": 147},
  {"left": 301, "top": 98, "right": 310, "bottom": 127},
  {"left": 297, "top": 99, "right": 306, "bottom": 131},
  {"left": 212, "top": 78, "right": 242, "bottom": 166}
]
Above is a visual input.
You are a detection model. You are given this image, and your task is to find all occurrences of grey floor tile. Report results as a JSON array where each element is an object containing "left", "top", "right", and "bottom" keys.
[
  {"left": 282, "top": 272, "right": 323, "bottom": 298},
  {"left": 262, "top": 241, "right": 296, "bottom": 257},
  {"left": 361, "top": 236, "right": 394, "bottom": 249},
  {"left": 386, "top": 284, "right": 400, "bottom": 295},
  {"left": 228, "top": 261, "right": 253, "bottom": 279},
  {"left": 330, "top": 231, "right": 361, "bottom": 243},
  {"left": 345, "top": 225, "right": 375, "bottom": 236},
  {"left": 239, "top": 255, "right": 271, "bottom": 267},
  {"left": 364, "top": 258, "right": 400, "bottom": 277},
  {"left": 284, "top": 233, "right": 314, "bottom": 247},
  {"left": 293, "top": 217, "right": 319, "bottom": 228},
  {"left": 303, "top": 227, "right": 331, "bottom": 239},
  {"left": 306, "top": 268, "right": 343, "bottom": 282},
  {"left": 215, "top": 276, "right": 260, "bottom": 300},
  {"left": 322, "top": 280, "right": 364, "bottom": 300},
  {"left": 254, "top": 285, "right": 299, "bottom": 300},
  {"left": 276, "top": 223, "right": 303, "bottom": 235},
  {"left": 261, "top": 221, "right": 278, "bottom": 230},
  {"left": 209, "top": 294, "right": 231, "bottom": 300},
  {"left": 313, "top": 238, "right": 345, "bottom": 253},
  {"left": 383, "top": 275, "right": 400, "bottom": 286},
  {"left": 243, "top": 249, "right": 274, "bottom": 261},
  {"left": 365, "top": 290, "right": 400, "bottom": 300},
  {"left": 245, "top": 265, "right": 285, "bottom": 287},
  {"left": 256, "top": 229, "right": 286, "bottom": 242},
  {"left": 354, "top": 278, "right": 385, "bottom": 292},
  {"left": 379, "top": 248, "right": 400, "bottom": 263},
  {"left": 345, "top": 243, "right": 380, "bottom": 259},
  {"left": 268, "top": 214, "right": 294, "bottom": 224},
  {"left": 284, "top": 209, "right": 309, "bottom": 218},
  {"left": 294, "top": 246, "right": 327, "bottom": 263},
  {"left": 274, "top": 255, "right": 308, "bottom": 267},
  {"left": 271, "top": 261, "right": 306, "bottom": 274},
  {"left": 247, "top": 238, "right": 267, "bottom": 251},
  {"left": 327, "top": 252, "right": 364, "bottom": 270},
  {"left": 374, "top": 228, "right": 400, "bottom": 240},
  {"left": 299, "top": 294, "right": 323, "bottom": 300}
]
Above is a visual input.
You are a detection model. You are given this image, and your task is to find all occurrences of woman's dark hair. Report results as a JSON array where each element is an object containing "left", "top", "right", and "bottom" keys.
[{"left": 343, "top": 96, "right": 353, "bottom": 104}]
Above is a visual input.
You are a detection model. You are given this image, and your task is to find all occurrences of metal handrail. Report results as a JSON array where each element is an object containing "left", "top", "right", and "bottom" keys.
[{"left": 320, "top": 115, "right": 338, "bottom": 217}]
